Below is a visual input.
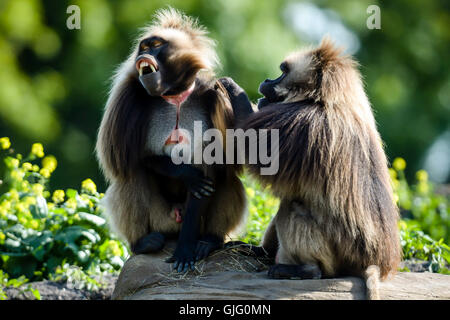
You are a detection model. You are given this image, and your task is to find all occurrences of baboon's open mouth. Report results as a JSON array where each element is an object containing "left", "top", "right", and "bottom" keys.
[{"left": 136, "top": 55, "right": 159, "bottom": 76}]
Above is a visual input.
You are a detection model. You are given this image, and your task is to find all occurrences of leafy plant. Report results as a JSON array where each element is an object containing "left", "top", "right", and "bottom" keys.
[
  {"left": 400, "top": 220, "right": 450, "bottom": 274},
  {"left": 239, "top": 174, "right": 279, "bottom": 245},
  {"left": 391, "top": 157, "right": 449, "bottom": 243},
  {"left": 0, "top": 138, "right": 128, "bottom": 298}
]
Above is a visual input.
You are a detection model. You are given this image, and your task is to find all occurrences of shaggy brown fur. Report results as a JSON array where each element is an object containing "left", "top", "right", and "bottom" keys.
[
  {"left": 242, "top": 38, "right": 401, "bottom": 298},
  {"left": 96, "top": 8, "right": 246, "bottom": 249}
]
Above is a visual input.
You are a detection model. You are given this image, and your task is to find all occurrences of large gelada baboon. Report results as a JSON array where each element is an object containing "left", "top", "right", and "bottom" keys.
[
  {"left": 96, "top": 8, "right": 246, "bottom": 272},
  {"left": 222, "top": 38, "right": 401, "bottom": 299}
]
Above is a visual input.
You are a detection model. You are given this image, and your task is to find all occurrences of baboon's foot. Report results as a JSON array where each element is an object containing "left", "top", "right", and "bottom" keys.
[
  {"left": 268, "top": 263, "right": 322, "bottom": 280},
  {"left": 131, "top": 232, "right": 165, "bottom": 254},
  {"left": 195, "top": 235, "right": 223, "bottom": 261}
]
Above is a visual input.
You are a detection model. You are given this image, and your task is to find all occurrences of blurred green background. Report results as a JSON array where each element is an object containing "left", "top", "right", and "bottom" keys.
[{"left": 0, "top": 0, "right": 449, "bottom": 192}]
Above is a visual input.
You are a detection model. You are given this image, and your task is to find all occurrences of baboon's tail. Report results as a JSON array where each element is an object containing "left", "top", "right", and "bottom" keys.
[{"left": 364, "top": 265, "right": 381, "bottom": 300}]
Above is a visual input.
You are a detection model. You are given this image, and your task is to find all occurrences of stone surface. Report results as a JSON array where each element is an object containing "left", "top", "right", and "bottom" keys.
[{"left": 112, "top": 242, "right": 450, "bottom": 300}]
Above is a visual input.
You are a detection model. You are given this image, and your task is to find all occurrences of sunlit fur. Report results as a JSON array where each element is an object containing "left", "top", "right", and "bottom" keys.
[
  {"left": 243, "top": 38, "right": 401, "bottom": 298},
  {"left": 96, "top": 8, "right": 245, "bottom": 248}
]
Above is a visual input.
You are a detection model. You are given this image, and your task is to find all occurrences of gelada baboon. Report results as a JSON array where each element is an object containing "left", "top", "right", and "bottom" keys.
[
  {"left": 96, "top": 8, "right": 246, "bottom": 272},
  {"left": 223, "top": 38, "right": 401, "bottom": 299}
]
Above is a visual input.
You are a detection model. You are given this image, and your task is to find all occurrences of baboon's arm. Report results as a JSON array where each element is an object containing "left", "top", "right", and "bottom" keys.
[{"left": 218, "top": 77, "right": 254, "bottom": 125}]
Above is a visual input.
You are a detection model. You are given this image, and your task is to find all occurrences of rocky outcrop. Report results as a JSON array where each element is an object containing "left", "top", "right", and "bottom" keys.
[{"left": 112, "top": 242, "right": 450, "bottom": 300}]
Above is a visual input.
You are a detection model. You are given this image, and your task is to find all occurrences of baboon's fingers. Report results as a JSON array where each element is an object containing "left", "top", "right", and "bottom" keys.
[
  {"left": 195, "top": 243, "right": 208, "bottom": 261},
  {"left": 198, "top": 188, "right": 212, "bottom": 197},
  {"left": 202, "top": 178, "right": 214, "bottom": 186},
  {"left": 192, "top": 191, "right": 202, "bottom": 199},
  {"left": 165, "top": 256, "right": 175, "bottom": 263},
  {"left": 202, "top": 184, "right": 215, "bottom": 192}
]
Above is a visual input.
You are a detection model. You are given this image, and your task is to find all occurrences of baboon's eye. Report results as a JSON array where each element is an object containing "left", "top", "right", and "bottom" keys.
[
  {"left": 151, "top": 40, "right": 164, "bottom": 48},
  {"left": 140, "top": 43, "right": 150, "bottom": 51}
]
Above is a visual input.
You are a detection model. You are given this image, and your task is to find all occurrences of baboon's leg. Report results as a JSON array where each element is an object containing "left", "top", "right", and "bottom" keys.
[
  {"left": 201, "top": 174, "right": 246, "bottom": 259},
  {"left": 167, "top": 193, "right": 212, "bottom": 272},
  {"left": 268, "top": 263, "right": 322, "bottom": 279},
  {"left": 275, "top": 200, "right": 337, "bottom": 277},
  {"left": 261, "top": 217, "right": 279, "bottom": 259},
  {"left": 132, "top": 232, "right": 166, "bottom": 254}
]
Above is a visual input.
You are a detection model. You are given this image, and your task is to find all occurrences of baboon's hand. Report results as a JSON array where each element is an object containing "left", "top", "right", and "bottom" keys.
[
  {"left": 166, "top": 241, "right": 197, "bottom": 273},
  {"left": 179, "top": 165, "right": 215, "bottom": 199},
  {"left": 148, "top": 156, "right": 214, "bottom": 198},
  {"left": 218, "top": 77, "right": 244, "bottom": 97}
]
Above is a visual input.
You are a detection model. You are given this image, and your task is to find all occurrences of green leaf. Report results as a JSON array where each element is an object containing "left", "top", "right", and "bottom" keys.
[
  {"left": 66, "top": 189, "right": 78, "bottom": 199},
  {"left": 29, "top": 231, "right": 54, "bottom": 261},
  {"left": 30, "top": 287, "right": 41, "bottom": 300},
  {"left": 29, "top": 196, "right": 49, "bottom": 218},
  {"left": 76, "top": 212, "right": 106, "bottom": 227}
]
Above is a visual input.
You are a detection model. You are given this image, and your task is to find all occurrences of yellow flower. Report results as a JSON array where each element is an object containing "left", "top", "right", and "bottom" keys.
[
  {"left": 22, "top": 162, "right": 33, "bottom": 171},
  {"left": 15, "top": 202, "right": 27, "bottom": 213},
  {"left": 18, "top": 216, "right": 27, "bottom": 224},
  {"left": 0, "top": 232, "right": 5, "bottom": 241},
  {"left": 108, "top": 241, "right": 122, "bottom": 256},
  {"left": 32, "top": 165, "right": 40, "bottom": 172},
  {"left": 29, "top": 220, "right": 39, "bottom": 229},
  {"left": 10, "top": 158, "right": 20, "bottom": 168},
  {"left": 47, "top": 202, "right": 55, "bottom": 210},
  {"left": 246, "top": 187, "right": 255, "bottom": 198},
  {"left": 388, "top": 168, "right": 397, "bottom": 180},
  {"left": 417, "top": 181, "right": 429, "bottom": 194},
  {"left": 10, "top": 169, "right": 25, "bottom": 181},
  {"left": 416, "top": 169, "right": 428, "bottom": 182},
  {"left": 31, "top": 143, "right": 45, "bottom": 158},
  {"left": 32, "top": 183, "right": 44, "bottom": 196},
  {"left": 392, "top": 157, "right": 406, "bottom": 171},
  {"left": 21, "top": 180, "right": 30, "bottom": 191},
  {"left": 23, "top": 196, "right": 36, "bottom": 206},
  {"left": 0, "top": 137, "right": 11, "bottom": 149},
  {"left": 393, "top": 193, "right": 399, "bottom": 204},
  {"left": 40, "top": 168, "right": 51, "bottom": 178},
  {"left": 9, "top": 189, "right": 19, "bottom": 201},
  {"left": 81, "top": 179, "right": 97, "bottom": 194},
  {"left": 52, "top": 190, "right": 65, "bottom": 203},
  {"left": 398, "top": 220, "right": 407, "bottom": 231},
  {"left": 42, "top": 155, "right": 57, "bottom": 173},
  {"left": 1, "top": 200, "right": 12, "bottom": 211},
  {"left": 65, "top": 198, "right": 77, "bottom": 209}
]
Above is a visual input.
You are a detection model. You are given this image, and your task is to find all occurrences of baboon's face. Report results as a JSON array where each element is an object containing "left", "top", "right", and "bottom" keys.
[
  {"left": 258, "top": 51, "right": 315, "bottom": 108},
  {"left": 135, "top": 32, "right": 204, "bottom": 96}
]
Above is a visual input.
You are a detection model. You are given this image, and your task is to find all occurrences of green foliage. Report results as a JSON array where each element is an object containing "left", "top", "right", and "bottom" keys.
[
  {"left": 0, "top": 270, "right": 40, "bottom": 300},
  {"left": 400, "top": 220, "right": 450, "bottom": 274},
  {"left": 391, "top": 158, "right": 449, "bottom": 243},
  {"left": 239, "top": 175, "right": 279, "bottom": 245},
  {"left": 0, "top": 139, "right": 128, "bottom": 298}
]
